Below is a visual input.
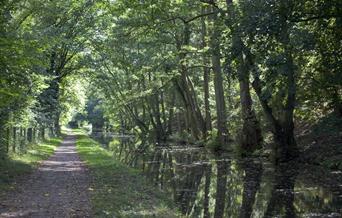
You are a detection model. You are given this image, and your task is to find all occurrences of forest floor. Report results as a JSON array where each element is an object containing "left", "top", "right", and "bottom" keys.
[{"left": 0, "top": 134, "right": 92, "bottom": 218}]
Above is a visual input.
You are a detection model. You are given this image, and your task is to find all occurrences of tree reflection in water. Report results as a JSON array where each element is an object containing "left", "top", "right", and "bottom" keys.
[
  {"left": 93, "top": 133, "right": 342, "bottom": 218},
  {"left": 203, "top": 163, "right": 211, "bottom": 218},
  {"left": 214, "top": 159, "right": 230, "bottom": 218},
  {"left": 239, "top": 159, "right": 263, "bottom": 218},
  {"left": 264, "top": 162, "right": 299, "bottom": 218}
]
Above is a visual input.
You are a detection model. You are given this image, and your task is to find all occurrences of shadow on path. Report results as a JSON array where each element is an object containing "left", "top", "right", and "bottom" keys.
[{"left": 0, "top": 134, "right": 91, "bottom": 218}]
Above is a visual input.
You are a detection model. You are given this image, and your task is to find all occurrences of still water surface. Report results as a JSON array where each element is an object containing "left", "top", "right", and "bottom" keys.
[{"left": 92, "top": 132, "right": 342, "bottom": 218}]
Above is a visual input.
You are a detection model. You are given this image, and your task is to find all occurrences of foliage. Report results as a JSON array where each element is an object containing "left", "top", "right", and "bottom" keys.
[
  {"left": 59, "top": 75, "right": 88, "bottom": 125},
  {"left": 1, "top": 0, "right": 340, "bottom": 159},
  {"left": 0, "top": 0, "right": 97, "bottom": 156}
]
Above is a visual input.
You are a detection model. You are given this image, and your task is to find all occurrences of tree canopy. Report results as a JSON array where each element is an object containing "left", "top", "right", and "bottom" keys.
[{"left": 1, "top": 0, "right": 341, "bottom": 160}]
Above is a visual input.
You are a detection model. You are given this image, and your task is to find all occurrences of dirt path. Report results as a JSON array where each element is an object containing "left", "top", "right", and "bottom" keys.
[{"left": 0, "top": 134, "right": 92, "bottom": 218}]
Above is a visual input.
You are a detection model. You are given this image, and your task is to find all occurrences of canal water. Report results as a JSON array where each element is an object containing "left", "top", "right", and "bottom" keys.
[{"left": 92, "top": 132, "right": 342, "bottom": 218}]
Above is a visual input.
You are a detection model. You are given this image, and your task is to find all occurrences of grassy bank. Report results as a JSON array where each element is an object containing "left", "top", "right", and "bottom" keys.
[
  {"left": 0, "top": 137, "right": 62, "bottom": 193},
  {"left": 74, "top": 129, "right": 177, "bottom": 218}
]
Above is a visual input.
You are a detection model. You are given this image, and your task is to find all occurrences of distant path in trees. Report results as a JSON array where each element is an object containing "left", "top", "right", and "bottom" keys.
[{"left": 0, "top": 134, "right": 92, "bottom": 218}]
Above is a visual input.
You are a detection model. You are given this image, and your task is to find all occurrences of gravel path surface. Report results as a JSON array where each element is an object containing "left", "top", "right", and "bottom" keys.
[{"left": 0, "top": 134, "right": 92, "bottom": 218}]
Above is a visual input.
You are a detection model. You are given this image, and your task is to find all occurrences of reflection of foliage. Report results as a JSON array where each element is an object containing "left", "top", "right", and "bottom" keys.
[
  {"left": 98, "top": 131, "right": 342, "bottom": 218},
  {"left": 294, "top": 184, "right": 336, "bottom": 215}
]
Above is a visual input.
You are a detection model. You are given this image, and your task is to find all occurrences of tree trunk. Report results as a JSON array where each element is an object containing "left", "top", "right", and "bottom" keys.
[
  {"left": 27, "top": 128, "right": 33, "bottom": 142},
  {"left": 225, "top": 0, "right": 262, "bottom": 152},
  {"left": 210, "top": 7, "right": 229, "bottom": 146},
  {"left": 149, "top": 92, "right": 166, "bottom": 143},
  {"left": 47, "top": 51, "right": 61, "bottom": 136},
  {"left": 0, "top": 113, "right": 8, "bottom": 159},
  {"left": 277, "top": 24, "right": 299, "bottom": 160},
  {"left": 167, "top": 91, "right": 176, "bottom": 136},
  {"left": 12, "top": 127, "right": 16, "bottom": 153},
  {"left": 237, "top": 52, "right": 262, "bottom": 151},
  {"left": 0, "top": 128, "right": 5, "bottom": 158},
  {"left": 41, "top": 127, "right": 46, "bottom": 140},
  {"left": 201, "top": 6, "right": 212, "bottom": 137},
  {"left": 20, "top": 127, "right": 24, "bottom": 150},
  {"left": 32, "top": 128, "right": 36, "bottom": 143},
  {"left": 55, "top": 108, "right": 61, "bottom": 136},
  {"left": 332, "top": 88, "right": 342, "bottom": 117},
  {"left": 6, "top": 127, "right": 10, "bottom": 153},
  {"left": 252, "top": 70, "right": 298, "bottom": 161},
  {"left": 49, "top": 126, "right": 55, "bottom": 137},
  {"left": 175, "top": 24, "right": 206, "bottom": 139}
]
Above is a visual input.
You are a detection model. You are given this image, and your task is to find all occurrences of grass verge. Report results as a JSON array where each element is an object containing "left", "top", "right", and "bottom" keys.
[
  {"left": 74, "top": 129, "right": 178, "bottom": 218},
  {"left": 0, "top": 137, "right": 62, "bottom": 193}
]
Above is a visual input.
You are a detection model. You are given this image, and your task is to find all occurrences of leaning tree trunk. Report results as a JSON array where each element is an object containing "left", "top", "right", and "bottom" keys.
[
  {"left": 175, "top": 23, "right": 206, "bottom": 139},
  {"left": 252, "top": 68, "right": 299, "bottom": 161},
  {"left": 149, "top": 92, "right": 166, "bottom": 143}
]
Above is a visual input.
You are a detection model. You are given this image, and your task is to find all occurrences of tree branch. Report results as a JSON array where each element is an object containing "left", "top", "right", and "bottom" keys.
[{"left": 290, "top": 14, "right": 341, "bottom": 22}]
